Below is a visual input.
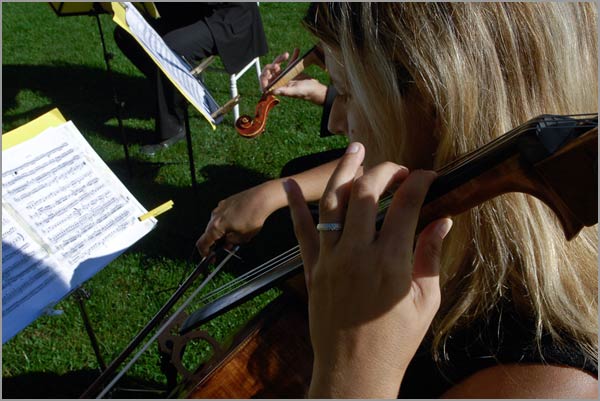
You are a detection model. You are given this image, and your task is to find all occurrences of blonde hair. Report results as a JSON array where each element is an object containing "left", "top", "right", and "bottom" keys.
[{"left": 306, "top": 2, "right": 598, "bottom": 365}]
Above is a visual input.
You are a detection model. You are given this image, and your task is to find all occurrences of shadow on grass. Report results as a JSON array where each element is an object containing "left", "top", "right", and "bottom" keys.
[
  {"left": 113, "top": 159, "right": 298, "bottom": 267},
  {"left": 2, "top": 63, "right": 163, "bottom": 144},
  {"left": 2, "top": 63, "right": 233, "bottom": 144},
  {"left": 2, "top": 369, "right": 166, "bottom": 399}
]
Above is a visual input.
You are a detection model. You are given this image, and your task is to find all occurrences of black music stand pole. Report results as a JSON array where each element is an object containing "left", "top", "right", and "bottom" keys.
[
  {"left": 183, "top": 107, "right": 198, "bottom": 191},
  {"left": 74, "top": 287, "right": 107, "bottom": 371},
  {"left": 92, "top": 7, "right": 133, "bottom": 178}
]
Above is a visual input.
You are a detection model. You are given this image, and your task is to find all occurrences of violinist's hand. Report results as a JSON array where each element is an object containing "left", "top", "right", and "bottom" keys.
[
  {"left": 284, "top": 142, "right": 453, "bottom": 399},
  {"left": 196, "top": 181, "right": 284, "bottom": 257},
  {"left": 261, "top": 50, "right": 328, "bottom": 106}
]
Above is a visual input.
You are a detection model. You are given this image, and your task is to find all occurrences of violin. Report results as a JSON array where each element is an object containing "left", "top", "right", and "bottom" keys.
[
  {"left": 165, "top": 113, "right": 598, "bottom": 398},
  {"left": 235, "top": 46, "right": 325, "bottom": 138}
]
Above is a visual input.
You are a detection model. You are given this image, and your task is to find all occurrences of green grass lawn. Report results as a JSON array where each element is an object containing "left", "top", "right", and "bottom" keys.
[{"left": 2, "top": 2, "right": 346, "bottom": 397}]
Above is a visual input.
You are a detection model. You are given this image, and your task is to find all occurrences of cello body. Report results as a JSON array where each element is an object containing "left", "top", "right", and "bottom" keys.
[{"left": 174, "top": 278, "right": 312, "bottom": 398}]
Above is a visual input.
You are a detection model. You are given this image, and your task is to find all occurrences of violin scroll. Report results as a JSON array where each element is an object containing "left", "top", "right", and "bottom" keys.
[
  {"left": 235, "top": 94, "right": 280, "bottom": 138},
  {"left": 235, "top": 45, "right": 324, "bottom": 139}
]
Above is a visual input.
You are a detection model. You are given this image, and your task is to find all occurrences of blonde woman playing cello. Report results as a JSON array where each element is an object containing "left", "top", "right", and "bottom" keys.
[{"left": 198, "top": 3, "right": 598, "bottom": 398}]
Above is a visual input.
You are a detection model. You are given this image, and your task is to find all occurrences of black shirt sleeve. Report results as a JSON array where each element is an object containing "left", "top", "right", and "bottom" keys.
[{"left": 319, "top": 85, "right": 337, "bottom": 137}]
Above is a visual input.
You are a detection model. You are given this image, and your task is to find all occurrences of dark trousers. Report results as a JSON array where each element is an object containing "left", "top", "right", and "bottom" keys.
[{"left": 114, "top": 18, "right": 217, "bottom": 140}]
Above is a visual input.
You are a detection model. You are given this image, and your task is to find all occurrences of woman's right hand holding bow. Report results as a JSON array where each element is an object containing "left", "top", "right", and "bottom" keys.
[{"left": 196, "top": 180, "right": 284, "bottom": 257}]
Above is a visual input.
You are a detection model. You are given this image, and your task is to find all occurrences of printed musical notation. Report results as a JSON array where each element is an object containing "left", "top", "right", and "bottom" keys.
[
  {"left": 2, "top": 119, "right": 156, "bottom": 343},
  {"left": 2, "top": 212, "right": 60, "bottom": 317},
  {"left": 121, "top": 2, "right": 220, "bottom": 125}
]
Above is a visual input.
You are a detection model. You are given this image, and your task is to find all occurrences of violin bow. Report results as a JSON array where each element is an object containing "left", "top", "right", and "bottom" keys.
[
  {"left": 263, "top": 45, "right": 326, "bottom": 93},
  {"left": 179, "top": 113, "right": 598, "bottom": 335},
  {"left": 235, "top": 45, "right": 326, "bottom": 138}
]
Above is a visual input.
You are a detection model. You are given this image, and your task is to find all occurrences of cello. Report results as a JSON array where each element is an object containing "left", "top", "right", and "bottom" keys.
[{"left": 158, "top": 113, "right": 598, "bottom": 398}]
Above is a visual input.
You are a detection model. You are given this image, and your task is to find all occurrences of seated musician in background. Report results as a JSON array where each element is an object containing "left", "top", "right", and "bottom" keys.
[
  {"left": 197, "top": 50, "right": 342, "bottom": 249},
  {"left": 198, "top": 3, "right": 598, "bottom": 398},
  {"left": 114, "top": 2, "right": 268, "bottom": 156},
  {"left": 261, "top": 49, "right": 346, "bottom": 177}
]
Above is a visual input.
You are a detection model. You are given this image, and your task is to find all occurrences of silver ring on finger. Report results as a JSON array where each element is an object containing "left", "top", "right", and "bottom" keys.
[{"left": 316, "top": 222, "right": 343, "bottom": 232}]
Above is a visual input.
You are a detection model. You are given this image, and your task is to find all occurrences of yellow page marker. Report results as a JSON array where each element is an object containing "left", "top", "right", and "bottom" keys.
[{"left": 138, "top": 200, "right": 174, "bottom": 221}]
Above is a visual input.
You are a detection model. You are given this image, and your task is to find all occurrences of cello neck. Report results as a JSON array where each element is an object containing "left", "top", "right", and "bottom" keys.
[{"left": 415, "top": 114, "right": 598, "bottom": 240}]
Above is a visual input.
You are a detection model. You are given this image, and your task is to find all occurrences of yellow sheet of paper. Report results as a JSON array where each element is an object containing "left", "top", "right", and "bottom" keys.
[
  {"left": 2, "top": 108, "right": 67, "bottom": 151},
  {"left": 111, "top": 2, "right": 216, "bottom": 130}
]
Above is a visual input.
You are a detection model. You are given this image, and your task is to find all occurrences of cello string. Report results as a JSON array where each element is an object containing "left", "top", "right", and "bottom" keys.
[
  {"left": 192, "top": 176, "right": 405, "bottom": 306},
  {"left": 193, "top": 246, "right": 302, "bottom": 304},
  {"left": 193, "top": 250, "right": 304, "bottom": 313},
  {"left": 196, "top": 247, "right": 301, "bottom": 304},
  {"left": 201, "top": 246, "right": 300, "bottom": 300},
  {"left": 434, "top": 122, "right": 533, "bottom": 176},
  {"left": 444, "top": 120, "right": 596, "bottom": 176},
  {"left": 203, "top": 246, "right": 299, "bottom": 297},
  {"left": 425, "top": 117, "right": 594, "bottom": 180},
  {"left": 434, "top": 114, "right": 595, "bottom": 176},
  {"left": 192, "top": 247, "right": 300, "bottom": 303},
  {"left": 184, "top": 125, "right": 529, "bottom": 307}
]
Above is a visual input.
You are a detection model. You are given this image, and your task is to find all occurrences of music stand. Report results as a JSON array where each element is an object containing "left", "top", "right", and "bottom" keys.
[
  {"left": 50, "top": 2, "right": 134, "bottom": 179},
  {"left": 50, "top": 2, "right": 159, "bottom": 18},
  {"left": 49, "top": 2, "right": 158, "bottom": 179},
  {"left": 50, "top": 2, "right": 226, "bottom": 191}
]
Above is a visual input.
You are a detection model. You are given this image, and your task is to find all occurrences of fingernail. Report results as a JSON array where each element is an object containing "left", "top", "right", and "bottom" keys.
[
  {"left": 282, "top": 179, "right": 291, "bottom": 194},
  {"left": 437, "top": 218, "right": 453, "bottom": 239},
  {"left": 346, "top": 142, "right": 360, "bottom": 154}
]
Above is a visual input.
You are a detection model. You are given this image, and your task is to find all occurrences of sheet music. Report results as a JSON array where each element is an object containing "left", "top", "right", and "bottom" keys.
[
  {"left": 2, "top": 209, "right": 67, "bottom": 336},
  {"left": 122, "top": 2, "right": 221, "bottom": 124},
  {"left": 2, "top": 121, "right": 156, "bottom": 343}
]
